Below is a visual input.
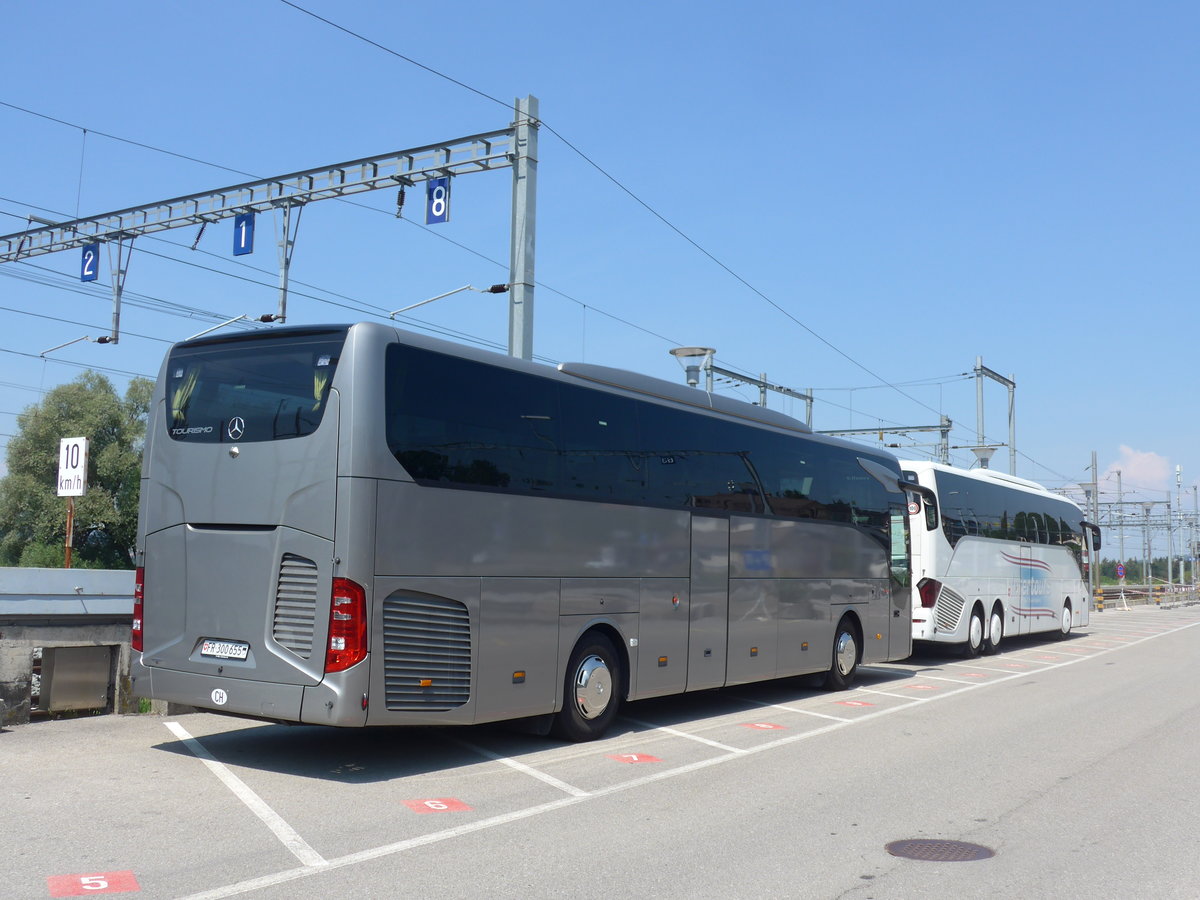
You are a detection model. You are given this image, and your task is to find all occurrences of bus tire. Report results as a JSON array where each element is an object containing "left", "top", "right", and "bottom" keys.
[
  {"left": 823, "top": 616, "right": 860, "bottom": 690},
  {"left": 984, "top": 604, "right": 1004, "bottom": 655},
  {"left": 551, "top": 632, "right": 622, "bottom": 742},
  {"left": 1057, "top": 602, "right": 1073, "bottom": 639},
  {"left": 963, "top": 607, "right": 985, "bottom": 658}
]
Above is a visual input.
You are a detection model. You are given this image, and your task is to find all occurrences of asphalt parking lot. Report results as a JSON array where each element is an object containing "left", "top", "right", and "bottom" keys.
[{"left": 6, "top": 603, "right": 1200, "bottom": 899}]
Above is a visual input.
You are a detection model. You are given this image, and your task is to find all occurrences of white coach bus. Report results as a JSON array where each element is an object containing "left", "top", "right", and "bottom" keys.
[
  {"left": 132, "top": 322, "right": 921, "bottom": 740},
  {"left": 900, "top": 460, "right": 1101, "bottom": 656}
]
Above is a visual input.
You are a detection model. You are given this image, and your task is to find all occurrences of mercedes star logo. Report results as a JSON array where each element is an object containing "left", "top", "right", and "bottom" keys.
[{"left": 227, "top": 416, "right": 246, "bottom": 441}]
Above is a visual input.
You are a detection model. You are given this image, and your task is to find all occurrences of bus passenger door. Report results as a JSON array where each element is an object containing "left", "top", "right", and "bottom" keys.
[
  {"left": 686, "top": 514, "right": 729, "bottom": 692},
  {"left": 1017, "top": 544, "right": 1034, "bottom": 635}
]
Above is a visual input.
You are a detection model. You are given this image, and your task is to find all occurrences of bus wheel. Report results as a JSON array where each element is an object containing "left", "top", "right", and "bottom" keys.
[
  {"left": 984, "top": 606, "right": 1004, "bottom": 655},
  {"left": 963, "top": 608, "right": 984, "bottom": 658},
  {"left": 551, "top": 633, "right": 622, "bottom": 742},
  {"left": 823, "top": 616, "right": 859, "bottom": 690},
  {"left": 1057, "top": 602, "right": 1073, "bottom": 639}
]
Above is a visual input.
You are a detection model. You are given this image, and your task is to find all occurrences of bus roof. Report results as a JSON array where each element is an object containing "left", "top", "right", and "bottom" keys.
[
  {"left": 899, "top": 459, "right": 1077, "bottom": 506},
  {"left": 557, "top": 361, "right": 812, "bottom": 435},
  {"left": 169, "top": 321, "right": 910, "bottom": 460}
]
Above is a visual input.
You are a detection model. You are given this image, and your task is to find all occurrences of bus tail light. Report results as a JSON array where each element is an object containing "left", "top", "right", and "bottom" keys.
[
  {"left": 326, "top": 577, "right": 367, "bottom": 673},
  {"left": 917, "top": 578, "right": 941, "bottom": 609},
  {"left": 132, "top": 566, "right": 145, "bottom": 652}
]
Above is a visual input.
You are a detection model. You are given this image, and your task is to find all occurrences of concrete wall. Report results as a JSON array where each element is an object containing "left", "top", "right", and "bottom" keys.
[{"left": 0, "top": 567, "right": 136, "bottom": 726}]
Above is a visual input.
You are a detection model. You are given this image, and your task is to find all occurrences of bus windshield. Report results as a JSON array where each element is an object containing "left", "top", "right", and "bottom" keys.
[{"left": 165, "top": 329, "right": 346, "bottom": 443}]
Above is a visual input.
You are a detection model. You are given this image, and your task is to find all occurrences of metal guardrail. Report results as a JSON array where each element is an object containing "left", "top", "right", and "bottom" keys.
[{"left": 1095, "top": 584, "right": 1200, "bottom": 610}]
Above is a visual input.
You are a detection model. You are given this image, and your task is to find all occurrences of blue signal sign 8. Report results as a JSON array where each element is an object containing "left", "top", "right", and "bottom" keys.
[{"left": 426, "top": 177, "right": 450, "bottom": 225}]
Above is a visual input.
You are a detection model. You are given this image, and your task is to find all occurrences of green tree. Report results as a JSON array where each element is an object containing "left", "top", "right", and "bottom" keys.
[{"left": 0, "top": 372, "right": 153, "bottom": 568}]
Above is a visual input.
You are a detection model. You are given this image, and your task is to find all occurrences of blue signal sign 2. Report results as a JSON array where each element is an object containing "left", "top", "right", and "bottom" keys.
[{"left": 81, "top": 243, "right": 100, "bottom": 282}]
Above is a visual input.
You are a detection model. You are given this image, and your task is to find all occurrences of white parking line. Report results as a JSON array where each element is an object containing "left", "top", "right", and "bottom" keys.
[
  {"left": 900, "top": 671, "right": 994, "bottom": 685},
  {"left": 855, "top": 687, "right": 932, "bottom": 701},
  {"left": 176, "top": 614, "right": 1200, "bottom": 899},
  {"left": 164, "top": 721, "right": 327, "bottom": 869},
  {"left": 754, "top": 702, "right": 853, "bottom": 723},
  {"left": 621, "top": 716, "right": 746, "bottom": 753},
  {"left": 452, "top": 737, "right": 590, "bottom": 797}
]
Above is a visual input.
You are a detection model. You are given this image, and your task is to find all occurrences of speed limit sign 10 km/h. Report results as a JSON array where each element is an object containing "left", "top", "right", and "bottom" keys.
[{"left": 57, "top": 437, "right": 89, "bottom": 498}]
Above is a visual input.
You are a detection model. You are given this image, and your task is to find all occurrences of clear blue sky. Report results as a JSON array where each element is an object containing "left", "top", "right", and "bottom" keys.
[{"left": 1, "top": 1, "right": 1196, "bottom": 557}]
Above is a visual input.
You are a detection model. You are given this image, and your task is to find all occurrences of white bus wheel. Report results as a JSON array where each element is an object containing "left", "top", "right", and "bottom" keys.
[
  {"left": 1057, "top": 603, "right": 1073, "bottom": 639},
  {"left": 984, "top": 607, "right": 1004, "bottom": 655},
  {"left": 963, "top": 608, "right": 984, "bottom": 658}
]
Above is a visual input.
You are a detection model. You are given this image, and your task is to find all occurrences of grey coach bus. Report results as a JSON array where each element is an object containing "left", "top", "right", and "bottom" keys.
[{"left": 132, "top": 322, "right": 916, "bottom": 741}]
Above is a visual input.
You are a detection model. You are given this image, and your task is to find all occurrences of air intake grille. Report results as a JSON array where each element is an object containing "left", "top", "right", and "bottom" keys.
[
  {"left": 383, "top": 594, "right": 471, "bottom": 711},
  {"left": 273, "top": 553, "right": 318, "bottom": 658},
  {"left": 935, "top": 586, "right": 967, "bottom": 633}
]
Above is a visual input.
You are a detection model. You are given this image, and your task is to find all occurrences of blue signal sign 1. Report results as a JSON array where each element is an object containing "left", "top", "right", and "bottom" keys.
[{"left": 233, "top": 212, "right": 255, "bottom": 256}]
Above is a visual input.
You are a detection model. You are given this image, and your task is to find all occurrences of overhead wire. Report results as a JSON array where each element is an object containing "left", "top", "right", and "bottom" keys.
[
  {"left": 0, "top": 114, "right": 1014, "bottom": 465},
  {"left": 274, "top": 0, "right": 947, "bottom": 418},
  {"left": 0, "top": 303, "right": 170, "bottom": 345},
  {"left": 0, "top": 199, "right": 513, "bottom": 354},
  {"left": 2, "top": 58, "right": 1049, "bottom": 475},
  {"left": 0, "top": 345, "right": 153, "bottom": 380},
  {"left": 0, "top": 107, "right": 684, "bottom": 353},
  {"left": 0, "top": 176, "right": 676, "bottom": 364},
  {"left": 269, "top": 4, "right": 1098, "bottom": 482}
]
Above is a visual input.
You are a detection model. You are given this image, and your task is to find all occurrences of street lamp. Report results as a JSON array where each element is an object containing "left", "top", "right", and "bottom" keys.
[
  {"left": 970, "top": 446, "right": 998, "bottom": 469},
  {"left": 669, "top": 346, "right": 716, "bottom": 389}
]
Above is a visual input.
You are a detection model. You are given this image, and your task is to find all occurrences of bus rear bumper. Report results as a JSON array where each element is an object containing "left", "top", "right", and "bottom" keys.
[
  {"left": 911, "top": 617, "right": 936, "bottom": 641},
  {"left": 133, "top": 658, "right": 305, "bottom": 722}
]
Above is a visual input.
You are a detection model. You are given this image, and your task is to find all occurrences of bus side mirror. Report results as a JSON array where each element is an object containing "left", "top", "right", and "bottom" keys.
[
  {"left": 856, "top": 457, "right": 938, "bottom": 531},
  {"left": 1082, "top": 521, "right": 1101, "bottom": 552},
  {"left": 922, "top": 495, "right": 938, "bottom": 531}
]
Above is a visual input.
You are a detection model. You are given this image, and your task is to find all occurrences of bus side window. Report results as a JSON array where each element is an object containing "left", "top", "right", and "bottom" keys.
[
  {"left": 1044, "top": 515, "right": 1060, "bottom": 546},
  {"left": 1028, "top": 512, "right": 1046, "bottom": 544},
  {"left": 559, "top": 384, "right": 643, "bottom": 502},
  {"left": 942, "top": 506, "right": 967, "bottom": 545},
  {"left": 1014, "top": 511, "right": 1030, "bottom": 542},
  {"left": 963, "top": 510, "right": 981, "bottom": 536}
]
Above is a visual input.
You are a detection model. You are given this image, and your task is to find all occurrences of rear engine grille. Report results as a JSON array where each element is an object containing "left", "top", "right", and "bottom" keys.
[
  {"left": 273, "top": 553, "right": 318, "bottom": 658},
  {"left": 383, "top": 594, "right": 471, "bottom": 711},
  {"left": 935, "top": 586, "right": 967, "bottom": 633}
]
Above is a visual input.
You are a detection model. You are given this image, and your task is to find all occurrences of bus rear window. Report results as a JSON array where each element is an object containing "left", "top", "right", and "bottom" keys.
[{"left": 165, "top": 332, "right": 345, "bottom": 442}]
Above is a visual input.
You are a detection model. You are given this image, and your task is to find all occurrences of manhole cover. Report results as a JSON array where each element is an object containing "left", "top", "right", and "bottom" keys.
[{"left": 886, "top": 839, "right": 995, "bottom": 862}]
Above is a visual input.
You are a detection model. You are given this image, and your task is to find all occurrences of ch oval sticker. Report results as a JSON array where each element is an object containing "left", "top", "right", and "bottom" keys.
[{"left": 211, "top": 688, "right": 228, "bottom": 706}]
